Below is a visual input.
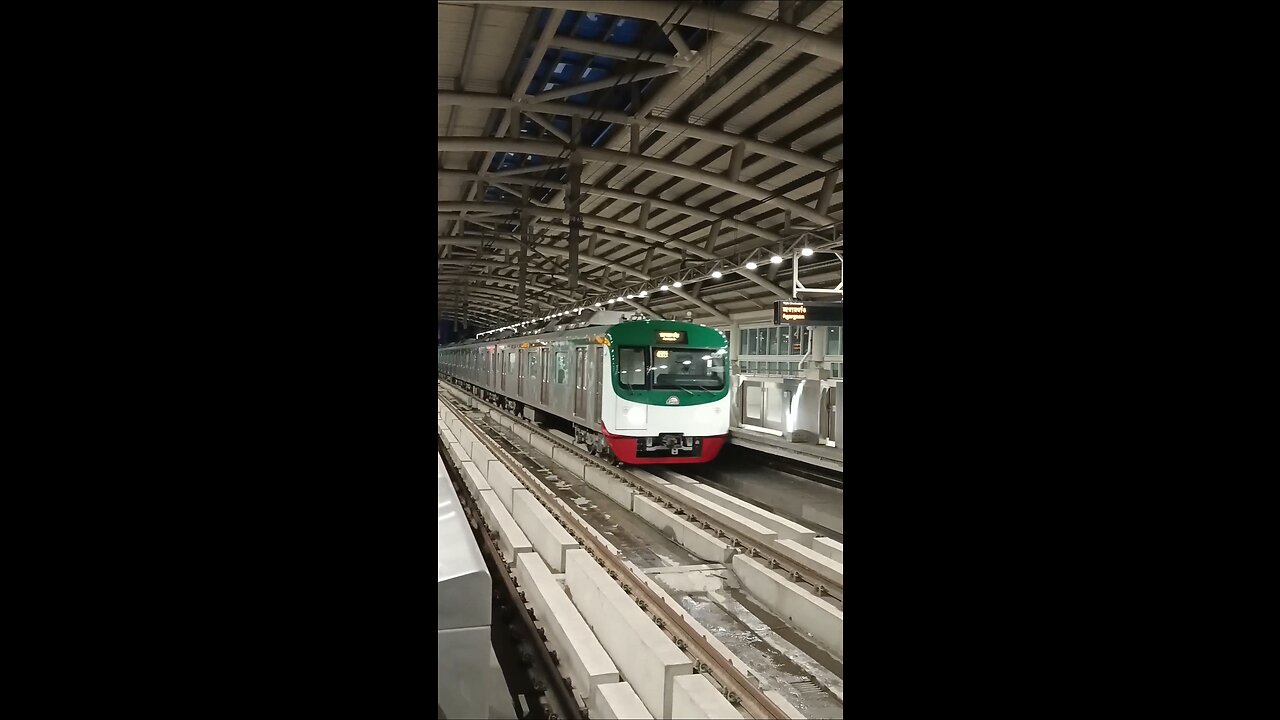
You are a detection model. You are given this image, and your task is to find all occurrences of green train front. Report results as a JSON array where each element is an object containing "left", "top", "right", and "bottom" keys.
[{"left": 601, "top": 321, "right": 730, "bottom": 463}]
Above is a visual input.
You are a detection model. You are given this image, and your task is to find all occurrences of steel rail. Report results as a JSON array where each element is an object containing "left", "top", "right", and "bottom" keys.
[
  {"left": 437, "top": 435, "right": 580, "bottom": 720},
  {"left": 439, "top": 388, "right": 784, "bottom": 719},
  {"left": 439, "top": 380, "right": 844, "bottom": 601}
]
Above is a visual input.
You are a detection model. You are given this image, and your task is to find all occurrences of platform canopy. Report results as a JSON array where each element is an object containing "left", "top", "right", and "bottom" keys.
[{"left": 438, "top": 1, "right": 844, "bottom": 332}]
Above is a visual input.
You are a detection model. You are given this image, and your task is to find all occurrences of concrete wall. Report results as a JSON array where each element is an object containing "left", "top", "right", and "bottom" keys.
[
  {"left": 632, "top": 495, "right": 733, "bottom": 564},
  {"left": 812, "top": 536, "right": 843, "bottom": 563},
  {"left": 470, "top": 441, "right": 496, "bottom": 479},
  {"left": 670, "top": 479, "right": 816, "bottom": 546},
  {"left": 552, "top": 445, "right": 586, "bottom": 479},
  {"left": 459, "top": 460, "right": 491, "bottom": 498},
  {"left": 516, "top": 553, "right": 619, "bottom": 707},
  {"left": 564, "top": 549, "right": 692, "bottom": 719},
  {"left": 531, "top": 433, "right": 555, "bottom": 458},
  {"left": 512, "top": 491, "right": 580, "bottom": 572},
  {"left": 475, "top": 489, "right": 534, "bottom": 565},
  {"left": 671, "top": 674, "right": 740, "bottom": 720},
  {"left": 585, "top": 466, "right": 635, "bottom": 511},
  {"left": 774, "top": 538, "right": 843, "bottom": 585},
  {"left": 486, "top": 461, "right": 527, "bottom": 513},
  {"left": 625, "top": 567, "right": 804, "bottom": 720},
  {"left": 662, "top": 485, "right": 779, "bottom": 545},
  {"left": 732, "top": 554, "right": 842, "bottom": 660},
  {"left": 591, "top": 682, "right": 653, "bottom": 720}
]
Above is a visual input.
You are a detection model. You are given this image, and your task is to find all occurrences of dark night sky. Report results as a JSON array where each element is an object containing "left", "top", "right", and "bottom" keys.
[{"left": 437, "top": 319, "right": 483, "bottom": 345}]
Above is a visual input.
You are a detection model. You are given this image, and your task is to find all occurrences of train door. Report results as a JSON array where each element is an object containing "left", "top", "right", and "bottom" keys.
[
  {"left": 592, "top": 346, "right": 604, "bottom": 423},
  {"left": 499, "top": 351, "right": 505, "bottom": 392},
  {"left": 540, "top": 348, "right": 550, "bottom": 404},
  {"left": 526, "top": 350, "right": 538, "bottom": 402},
  {"left": 517, "top": 350, "right": 525, "bottom": 395},
  {"left": 574, "top": 347, "right": 586, "bottom": 418}
]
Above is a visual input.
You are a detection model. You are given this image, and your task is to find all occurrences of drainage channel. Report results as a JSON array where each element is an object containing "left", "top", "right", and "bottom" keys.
[{"left": 443, "top": 393, "right": 845, "bottom": 719}]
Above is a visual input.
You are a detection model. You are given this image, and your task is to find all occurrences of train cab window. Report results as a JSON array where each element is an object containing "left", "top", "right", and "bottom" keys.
[
  {"left": 651, "top": 348, "right": 725, "bottom": 390},
  {"left": 617, "top": 347, "right": 647, "bottom": 390}
]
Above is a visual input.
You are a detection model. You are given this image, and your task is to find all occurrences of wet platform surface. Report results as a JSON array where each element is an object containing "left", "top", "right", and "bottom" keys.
[{"left": 457, "top": 406, "right": 844, "bottom": 719}]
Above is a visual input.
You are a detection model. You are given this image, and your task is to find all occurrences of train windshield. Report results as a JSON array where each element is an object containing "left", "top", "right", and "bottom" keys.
[
  {"left": 617, "top": 347, "right": 649, "bottom": 390},
  {"left": 650, "top": 348, "right": 725, "bottom": 390}
]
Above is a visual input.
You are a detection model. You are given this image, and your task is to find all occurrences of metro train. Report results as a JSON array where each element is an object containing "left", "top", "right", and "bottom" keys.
[{"left": 439, "top": 310, "right": 729, "bottom": 464}]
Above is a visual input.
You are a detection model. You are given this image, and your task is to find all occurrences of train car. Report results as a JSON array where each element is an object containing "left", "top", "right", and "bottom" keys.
[{"left": 439, "top": 310, "right": 729, "bottom": 465}]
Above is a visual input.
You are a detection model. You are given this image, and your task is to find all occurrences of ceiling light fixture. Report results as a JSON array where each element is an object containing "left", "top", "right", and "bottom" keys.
[
  {"left": 673, "top": 281, "right": 683, "bottom": 288},
  {"left": 659, "top": 285, "right": 668, "bottom": 291},
  {"left": 770, "top": 255, "right": 783, "bottom": 264},
  {"left": 801, "top": 247, "right": 814, "bottom": 257},
  {"left": 745, "top": 261, "right": 757, "bottom": 270},
  {"left": 711, "top": 271, "right": 722, "bottom": 278}
]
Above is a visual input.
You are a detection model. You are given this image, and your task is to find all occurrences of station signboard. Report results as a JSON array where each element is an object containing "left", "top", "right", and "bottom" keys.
[{"left": 774, "top": 300, "right": 843, "bottom": 326}]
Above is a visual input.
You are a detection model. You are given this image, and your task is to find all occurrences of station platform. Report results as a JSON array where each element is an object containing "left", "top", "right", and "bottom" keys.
[{"left": 727, "top": 426, "right": 843, "bottom": 472}]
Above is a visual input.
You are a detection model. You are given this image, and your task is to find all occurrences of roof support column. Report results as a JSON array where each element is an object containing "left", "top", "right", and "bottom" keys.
[
  {"left": 778, "top": 0, "right": 797, "bottom": 25},
  {"left": 518, "top": 185, "right": 529, "bottom": 309},
  {"left": 706, "top": 219, "right": 722, "bottom": 253},
  {"left": 630, "top": 124, "right": 641, "bottom": 154},
  {"left": 507, "top": 108, "right": 520, "bottom": 139},
  {"left": 728, "top": 142, "right": 746, "bottom": 182},
  {"left": 567, "top": 152, "right": 582, "bottom": 293},
  {"left": 817, "top": 167, "right": 839, "bottom": 215}
]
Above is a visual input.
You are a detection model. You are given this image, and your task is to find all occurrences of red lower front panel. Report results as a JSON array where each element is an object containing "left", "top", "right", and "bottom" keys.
[{"left": 601, "top": 426, "right": 728, "bottom": 465}]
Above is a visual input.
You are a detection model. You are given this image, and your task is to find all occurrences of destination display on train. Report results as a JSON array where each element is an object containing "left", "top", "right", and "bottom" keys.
[
  {"left": 774, "top": 301, "right": 843, "bottom": 326},
  {"left": 655, "top": 330, "right": 688, "bottom": 344}
]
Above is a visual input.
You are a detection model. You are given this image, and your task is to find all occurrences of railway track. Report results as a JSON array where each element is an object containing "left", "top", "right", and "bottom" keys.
[
  {"left": 441, "top": 384, "right": 792, "bottom": 719},
  {"left": 441, "top": 378, "right": 844, "bottom": 604}
]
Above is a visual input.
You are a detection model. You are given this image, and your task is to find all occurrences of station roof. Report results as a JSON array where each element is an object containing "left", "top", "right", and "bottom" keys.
[{"left": 438, "top": 1, "right": 843, "bottom": 332}]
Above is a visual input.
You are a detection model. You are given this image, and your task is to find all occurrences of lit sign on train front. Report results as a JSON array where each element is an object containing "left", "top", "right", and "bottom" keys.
[{"left": 656, "top": 331, "right": 687, "bottom": 344}]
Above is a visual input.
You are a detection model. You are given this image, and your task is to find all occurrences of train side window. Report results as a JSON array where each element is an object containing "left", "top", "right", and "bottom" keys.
[{"left": 555, "top": 352, "right": 567, "bottom": 384}]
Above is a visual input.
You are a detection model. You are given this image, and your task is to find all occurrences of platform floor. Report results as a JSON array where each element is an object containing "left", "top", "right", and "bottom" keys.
[{"left": 728, "top": 426, "right": 843, "bottom": 472}]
